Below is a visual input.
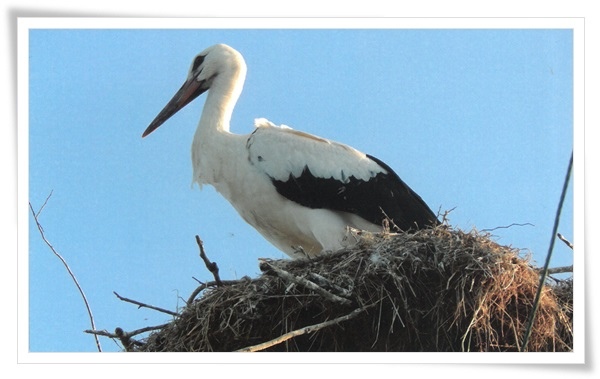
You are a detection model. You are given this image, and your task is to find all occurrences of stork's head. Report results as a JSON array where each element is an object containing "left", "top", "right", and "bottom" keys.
[{"left": 142, "top": 44, "right": 246, "bottom": 137}]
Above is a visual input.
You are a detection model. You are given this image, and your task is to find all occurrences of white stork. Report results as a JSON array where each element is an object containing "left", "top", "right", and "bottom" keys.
[{"left": 142, "top": 43, "right": 438, "bottom": 258}]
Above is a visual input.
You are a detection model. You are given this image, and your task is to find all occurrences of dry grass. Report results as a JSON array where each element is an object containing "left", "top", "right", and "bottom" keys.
[{"left": 130, "top": 225, "right": 572, "bottom": 352}]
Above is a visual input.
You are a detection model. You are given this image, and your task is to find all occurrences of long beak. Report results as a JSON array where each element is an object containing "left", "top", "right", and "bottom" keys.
[{"left": 142, "top": 77, "right": 207, "bottom": 138}]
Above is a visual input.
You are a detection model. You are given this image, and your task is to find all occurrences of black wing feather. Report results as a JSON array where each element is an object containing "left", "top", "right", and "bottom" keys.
[{"left": 269, "top": 154, "right": 439, "bottom": 230}]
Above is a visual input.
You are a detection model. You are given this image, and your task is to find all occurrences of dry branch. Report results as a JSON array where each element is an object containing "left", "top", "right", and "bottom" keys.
[
  {"left": 196, "top": 235, "right": 222, "bottom": 286},
  {"left": 186, "top": 279, "right": 246, "bottom": 305},
  {"left": 545, "top": 265, "right": 573, "bottom": 275},
  {"left": 30, "top": 194, "right": 102, "bottom": 352},
  {"left": 85, "top": 324, "right": 169, "bottom": 351},
  {"left": 521, "top": 152, "right": 573, "bottom": 351},
  {"left": 259, "top": 259, "right": 353, "bottom": 306},
  {"left": 557, "top": 233, "right": 573, "bottom": 250},
  {"left": 113, "top": 291, "right": 177, "bottom": 316},
  {"left": 236, "top": 304, "right": 373, "bottom": 352},
  {"left": 480, "top": 222, "right": 535, "bottom": 232}
]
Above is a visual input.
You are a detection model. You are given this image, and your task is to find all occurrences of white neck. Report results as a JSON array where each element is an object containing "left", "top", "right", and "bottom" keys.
[{"left": 191, "top": 62, "right": 246, "bottom": 187}]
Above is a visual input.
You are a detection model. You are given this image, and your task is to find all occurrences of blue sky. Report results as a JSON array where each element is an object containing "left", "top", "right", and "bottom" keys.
[{"left": 24, "top": 22, "right": 577, "bottom": 355}]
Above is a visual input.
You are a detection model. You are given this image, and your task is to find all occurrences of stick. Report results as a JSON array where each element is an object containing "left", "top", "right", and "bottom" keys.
[
  {"left": 34, "top": 189, "right": 53, "bottom": 218},
  {"left": 521, "top": 152, "right": 573, "bottom": 351},
  {"left": 113, "top": 291, "right": 177, "bottom": 316},
  {"left": 186, "top": 278, "right": 251, "bottom": 305},
  {"left": 557, "top": 233, "right": 574, "bottom": 250},
  {"left": 85, "top": 323, "right": 169, "bottom": 351},
  {"left": 29, "top": 195, "right": 102, "bottom": 352},
  {"left": 196, "top": 235, "right": 222, "bottom": 286},
  {"left": 481, "top": 223, "right": 534, "bottom": 232},
  {"left": 236, "top": 305, "right": 370, "bottom": 352},
  {"left": 307, "top": 273, "right": 353, "bottom": 298},
  {"left": 85, "top": 324, "right": 169, "bottom": 339},
  {"left": 115, "top": 327, "right": 137, "bottom": 352},
  {"left": 260, "top": 261, "right": 352, "bottom": 306},
  {"left": 546, "top": 265, "right": 573, "bottom": 275}
]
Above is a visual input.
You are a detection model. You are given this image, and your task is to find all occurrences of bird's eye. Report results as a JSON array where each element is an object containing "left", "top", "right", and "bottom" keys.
[{"left": 192, "top": 55, "right": 206, "bottom": 72}]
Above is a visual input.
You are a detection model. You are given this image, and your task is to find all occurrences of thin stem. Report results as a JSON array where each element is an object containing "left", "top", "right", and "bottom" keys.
[
  {"left": 29, "top": 195, "right": 102, "bottom": 352},
  {"left": 521, "top": 152, "right": 573, "bottom": 351}
]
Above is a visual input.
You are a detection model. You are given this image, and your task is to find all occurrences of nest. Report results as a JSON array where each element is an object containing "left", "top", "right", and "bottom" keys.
[{"left": 128, "top": 226, "right": 573, "bottom": 352}]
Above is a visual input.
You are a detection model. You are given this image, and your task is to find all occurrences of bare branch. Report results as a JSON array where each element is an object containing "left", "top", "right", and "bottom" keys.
[
  {"left": 522, "top": 151, "right": 573, "bottom": 351},
  {"left": 557, "top": 233, "right": 573, "bottom": 250},
  {"left": 481, "top": 223, "right": 534, "bottom": 232},
  {"left": 85, "top": 323, "right": 170, "bottom": 351},
  {"left": 83, "top": 329, "right": 115, "bottom": 338},
  {"left": 547, "top": 265, "right": 573, "bottom": 275},
  {"left": 115, "top": 327, "right": 138, "bottom": 352},
  {"left": 186, "top": 278, "right": 248, "bottom": 305},
  {"left": 186, "top": 282, "right": 210, "bottom": 305},
  {"left": 113, "top": 291, "right": 177, "bottom": 316},
  {"left": 85, "top": 324, "right": 169, "bottom": 339},
  {"left": 29, "top": 197, "right": 102, "bottom": 352},
  {"left": 260, "top": 260, "right": 353, "bottom": 306},
  {"left": 123, "top": 323, "right": 171, "bottom": 337},
  {"left": 196, "top": 235, "right": 222, "bottom": 286},
  {"left": 440, "top": 206, "right": 456, "bottom": 224},
  {"left": 307, "top": 272, "right": 353, "bottom": 298},
  {"left": 236, "top": 305, "right": 372, "bottom": 352},
  {"left": 35, "top": 190, "right": 54, "bottom": 218}
]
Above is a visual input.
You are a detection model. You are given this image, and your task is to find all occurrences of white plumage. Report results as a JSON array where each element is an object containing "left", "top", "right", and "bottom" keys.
[
  {"left": 143, "top": 44, "right": 438, "bottom": 258},
  {"left": 247, "top": 118, "right": 382, "bottom": 183}
]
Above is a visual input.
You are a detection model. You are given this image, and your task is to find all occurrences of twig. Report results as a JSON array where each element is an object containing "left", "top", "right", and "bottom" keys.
[
  {"left": 85, "top": 323, "right": 169, "bottom": 339},
  {"left": 115, "top": 327, "right": 138, "bottom": 352},
  {"left": 113, "top": 291, "right": 177, "bottom": 316},
  {"left": 196, "top": 235, "right": 222, "bottom": 286},
  {"left": 236, "top": 305, "right": 372, "bottom": 352},
  {"left": 557, "top": 233, "right": 574, "bottom": 250},
  {"left": 307, "top": 273, "right": 353, "bottom": 298},
  {"left": 84, "top": 329, "right": 116, "bottom": 338},
  {"left": 34, "top": 189, "right": 53, "bottom": 218},
  {"left": 187, "top": 281, "right": 213, "bottom": 305},
  {"left": 440, "top": 207, "right": 456, "bottom": 224},
  {"left": 534, "top": 265, "right": 573, "bottom": 275},
  {"left": 85, "top": 323, "right": 169, "bottom": 351},
  {"left": 29, "top": 195, "right": 102, "bottom": 352},
  {"left": 260, "top": 260, "right": 353, "bottom": 306},
  {"left": 480, "top": 223, "right": 534, "bottom": 232},
  {"left": 186, "top": 278, "right": 251, "bottom": 305},
  {"left": 546, "top": 265, "right": 573, "bottom": 275},
  {"left": 521, "top": 151, "right": 573, "bottom": 351}
]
